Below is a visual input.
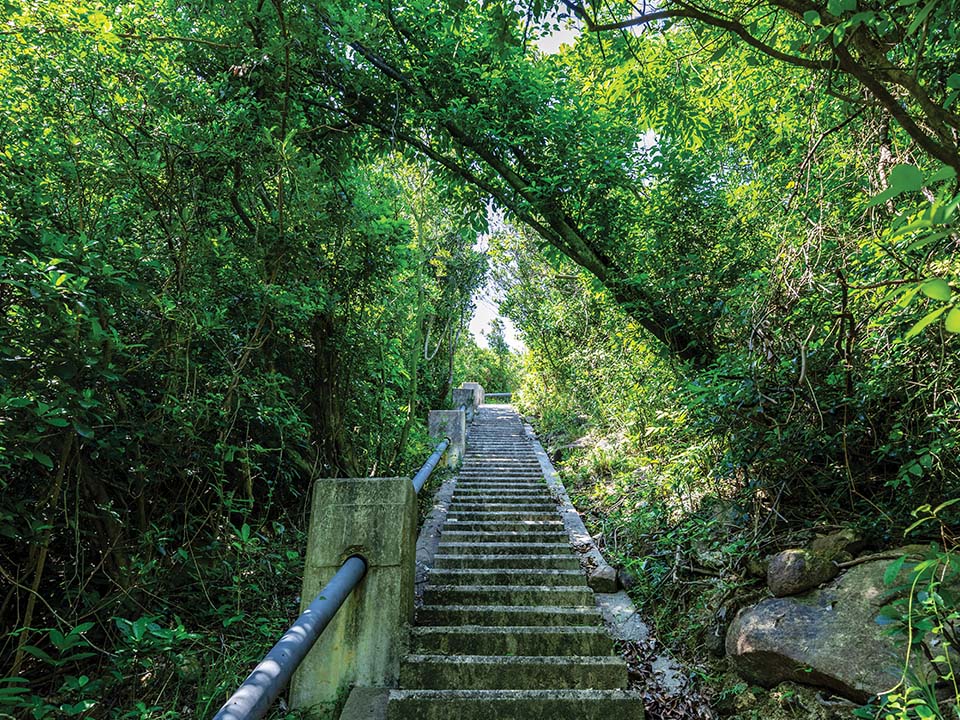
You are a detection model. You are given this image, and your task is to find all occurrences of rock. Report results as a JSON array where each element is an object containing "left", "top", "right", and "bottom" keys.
[
  {"left": 587, "top": 564, "right": 618, "bottom": 593},
  {"left": 617, "top": 567, "right": 639, "bottom": 592},
  {"left": 809, "top": 528, "right": 865, "bottom": 562},
  {"left": 767, "top": 548, "right": 838, "bottom": 597},
  {"left": 745, "top": 555, "right": 768, "bottom": 578},
  {"left": 727, "top": 550, "right": 934, "bottom": 702}
]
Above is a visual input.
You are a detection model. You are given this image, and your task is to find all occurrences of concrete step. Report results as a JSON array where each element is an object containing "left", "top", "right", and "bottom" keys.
[
  {"left": 423, "top": 584, "right": 594, "bottom": 606},
  {"left": 445, "top": 511, "right": 560, "bottom": 522},
  {"left": 449, "top": 497, "right": 553, "bottom": 505},
  {"left": 448, "top": 503, "right": 557, "bottom": 512},
  {"left": 437, "top": 542, "right": 571, "bottom": 555},
  {"left": 387, "top": 689, "right": 646, "bottom": 720},
  {"left": 440, "top": 531, "right": 568, "bottom": 543},
  {"left": 417, "top": 604, "right": 602, "bottom": 626},
  {"left": 440, "top": 520, "right": 563, "bottom": 532},
  {"left": 452, "top": 489, "right": 550, "bottom": 497},
  {"left": 427, "top": 568, "right": 586, "bottom": 586},
  {"left": 432, "top": 554, "right": 580, "bottom": 570},
  {"left": 456, "top": 473, "right": 545, "bottom": 480},
  {"left": 399, "top": 654, "right": 627, "bottom": 690},
  {"left": 454, "top": 481, "right": 543, "bottom": 487},
  {"left": 409, "top": 625, "right": 612, "bottom": 656}
]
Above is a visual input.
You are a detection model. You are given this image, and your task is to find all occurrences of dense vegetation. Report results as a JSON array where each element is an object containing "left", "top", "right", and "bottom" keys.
[{"left": 1, "top": 0, "right": 958, "bottom": 717}]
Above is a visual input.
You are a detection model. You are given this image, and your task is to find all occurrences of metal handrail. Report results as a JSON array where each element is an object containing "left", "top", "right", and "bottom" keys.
[
  {"left": 211, "top": 555, "right": 368, "bottom": 720},
  {"left": 412, "top": 437, "right": 451, "bottom": 494},
  {"left": 212, "top": 433, "right": 453, "bottom": 720}
]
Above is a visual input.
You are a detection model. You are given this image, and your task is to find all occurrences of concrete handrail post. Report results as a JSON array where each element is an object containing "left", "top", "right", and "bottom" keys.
[
  {"left": 428, "top": 409, "right": 466, "bottom": 467},
  {"left": 290, "top": 477, "right": 416, "bottom": 716},
  {"left": 460, "top": 382, "right": 484, "bottom": 408},
  {"left": 451, "top": 387, "right": 476, "bottom": 422}
]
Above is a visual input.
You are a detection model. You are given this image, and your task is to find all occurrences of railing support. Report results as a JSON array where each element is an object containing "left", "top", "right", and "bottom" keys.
[
  {"left": 451, "top": 387, "right": 476, "bottom": 421},
  {"left": 290, "top": 477, "right": 417, "bottom": 715},
  {"left": 460, "top": 382, "right": 485, "bottom": 408},
  {"left": 428, "top": 409, "right": 465, "bottom": 468}
]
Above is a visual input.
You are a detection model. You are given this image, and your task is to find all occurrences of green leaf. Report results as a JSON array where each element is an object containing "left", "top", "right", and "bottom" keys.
[
  {"left": 907, "top": 0, "right": 937, "bottom": 35},
  {"left": 888, "top": 164, "right": 924, "bottom": 194},
  {"left": 945, "top": 307, "right": 960, "bottom": 333},
  {"left": 905, "top": 305, "right": 948, "bottom": 338},
  {"left": 21, "top": 645, "right": 56, "bottom": 664},
  {"left": 928, "top": 165, "right": 958, "bottom": 183},
  {"left": 884, "top": 555, "right": 906, "bottom": 585},
  {"left": 948, "top": 74, "right": 960, "bottom": 89},
  {"left": 803, "top": 10, "right": 821, "bottom": 24},
  {"left": 31, "top": 451, "right": 54, "bottom": 469},
  {"left": 74, "top": 423, "right": 95, "bottom": 439},
  {"left": 827, "top": 0, "right": 856, "bottom": 14},
  {"left": 921, "top": 278, "right": 951, "bottom": 301}
]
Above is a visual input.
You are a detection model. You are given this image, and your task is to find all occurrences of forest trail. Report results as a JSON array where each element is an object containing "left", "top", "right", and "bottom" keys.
[{"left": 387, "top": 405, "right": 645, "bottom": 718}]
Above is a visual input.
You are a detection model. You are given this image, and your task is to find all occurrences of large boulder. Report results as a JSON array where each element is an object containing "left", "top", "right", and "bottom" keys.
[
  {"left": 727, "top": 549, "right": 932, "bottom": 702},
  {"left": 809, "top": 528, "right": 865, "bottom": 562},
  {"left": 767, "top": 548, "right": 839, "bottom": 597}
]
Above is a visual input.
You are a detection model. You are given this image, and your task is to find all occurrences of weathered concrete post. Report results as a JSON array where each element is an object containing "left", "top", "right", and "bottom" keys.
[
  {"left": 290, "top": 477, "right": 416, "bottom": 715},
  {"left": 451, "top": 387, "right": 476, "bottom": 422},
  {"left": 428, "top": 409, "right": 466, "bottom": 467},
  {"left": 460, "top": 382, "right": 485, "bottom": 408}
]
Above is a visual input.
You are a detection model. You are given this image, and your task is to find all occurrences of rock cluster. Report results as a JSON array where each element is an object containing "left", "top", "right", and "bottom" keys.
[{"left": 726, "top": 538, "right": 939, "bottom": 703}]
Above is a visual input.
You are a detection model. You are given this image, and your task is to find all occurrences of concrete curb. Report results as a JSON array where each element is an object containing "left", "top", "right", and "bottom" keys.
[{"left": 523, "top": 419, "right": 687, "bottom": 693}]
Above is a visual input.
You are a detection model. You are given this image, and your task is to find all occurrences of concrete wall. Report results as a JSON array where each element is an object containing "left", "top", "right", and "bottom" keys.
[
  {"left": 428, "top": 409, "right": 466, "bottom": 467},
  {"left": 290, "top": 477, "right": 416, "bottom": 716},
  {"left": 460, "top": 382, "right": 484, "bottom": 407}
]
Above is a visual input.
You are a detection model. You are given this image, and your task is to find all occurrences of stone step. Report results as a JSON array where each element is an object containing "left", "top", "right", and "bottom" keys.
[
  {"left": 427, "top": 568, "right": 586, "bottom": 587},
  {"left": 445, "top": 511, "right": 560, "bottom": 522},
  {"left": 456, "top": 475, "right": 550, "bottom": 490},
  {"left": 440, "top": 531, "right": 568, "bottom": 543},
  {"left": 399, "top": 655, "right": 627, "bottom": 690},
  {"left": 437, "top": 542, "right": 571, "bottom": 555},
  {"left": 449, "top": 497, "right": 553, "bottom": 505},
  {"left": 423, "top": 584, "right": 594, "bottom": 606},
  {"left": 460, "top": 459, "right": 539, "bottom": 462},
  {"left": 448, "top": 503, "right": 557, "bottom": 512},
  {"left": 409, "top": 625, "right": 612, "bottom": 656},
  {"left": 460, "top": 467, "right": 542, "bottom": 473},
  {"left": 432, "top": 554, "right": 580, "bottom": 570},
  {"left": 452, "top": 487, "right": 549, "bottom": 493},
  {"left": 457, "top": 467, "right": 543, "bottom": 482},
  {"left": 417, "top": 604, "right": 602, "bottom": 626},
  {"left": 441, "top": 520, "right": 563, "bottom": 532},
  {"left": 387, "top": 689, "right": 646, "bottom": 720}
]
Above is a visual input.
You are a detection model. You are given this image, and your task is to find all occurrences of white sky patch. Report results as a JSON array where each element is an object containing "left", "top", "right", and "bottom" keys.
[
  {"left": 534, "top": 15, "right": 581, "bottom": 54},
  {"left": 469, "top": 287, "right": 524, "bottom": 351}
]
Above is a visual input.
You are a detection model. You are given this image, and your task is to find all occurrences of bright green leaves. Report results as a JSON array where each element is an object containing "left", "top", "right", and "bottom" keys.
[
  {"left": 887, "top": 164, "right": 924, "bottom": 193},
  {"left": 946, "top": 307, "right": 960, "bottom": 333},
  {"left": 903, "top": 278, "right": 960, "bottom": 339},
  {"left": 905, "top": 304, "right": 949, "bottom": 339},
  {"left": 826, "top": 0, "right": 857, "bottom": 16},
  {"left": 920, "top": 277, "right": 951, "bottom": 301},
  {"left": 868, "top": 163, "right": 925, "bottom": 206}
]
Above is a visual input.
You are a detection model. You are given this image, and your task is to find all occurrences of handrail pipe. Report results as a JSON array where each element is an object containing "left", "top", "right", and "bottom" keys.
[
  {"left": 412, "top": 437, "right": 450, "bottom": 495},
  {"left": 211, "top": 555, "right": 368, "bottom": 720}
]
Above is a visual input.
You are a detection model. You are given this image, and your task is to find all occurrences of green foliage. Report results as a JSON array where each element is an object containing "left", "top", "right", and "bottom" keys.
[
  {"left": 453, "top": 330, "right": 521, "bottom": 393},
  {"left": 859, "top": 501, "right": 960, "bottom": 720},
  {"left": 0, "top": 0, "right": 485, "bottom": 712}
]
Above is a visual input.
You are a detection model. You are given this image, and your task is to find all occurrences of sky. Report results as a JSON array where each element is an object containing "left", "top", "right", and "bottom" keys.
[{"left": 467, "top": 17, "right": 581, "bottom": 353}]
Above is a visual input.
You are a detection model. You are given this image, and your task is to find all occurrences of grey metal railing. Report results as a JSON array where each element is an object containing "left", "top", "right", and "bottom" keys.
[
  {"left": 485, "top": 392, "right": 512, "bottom": 402},
  {"left": 412, "top": 437, "right": 451, "bottom": 494},
  {"left": 211, "top": 435, "right": 451, "bottom": 720}
]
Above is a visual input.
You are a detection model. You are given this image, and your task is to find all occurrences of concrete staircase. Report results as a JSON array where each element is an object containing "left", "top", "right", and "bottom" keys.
[{"left": 388, "top": 406, "right": 645, "bottom": 719}]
